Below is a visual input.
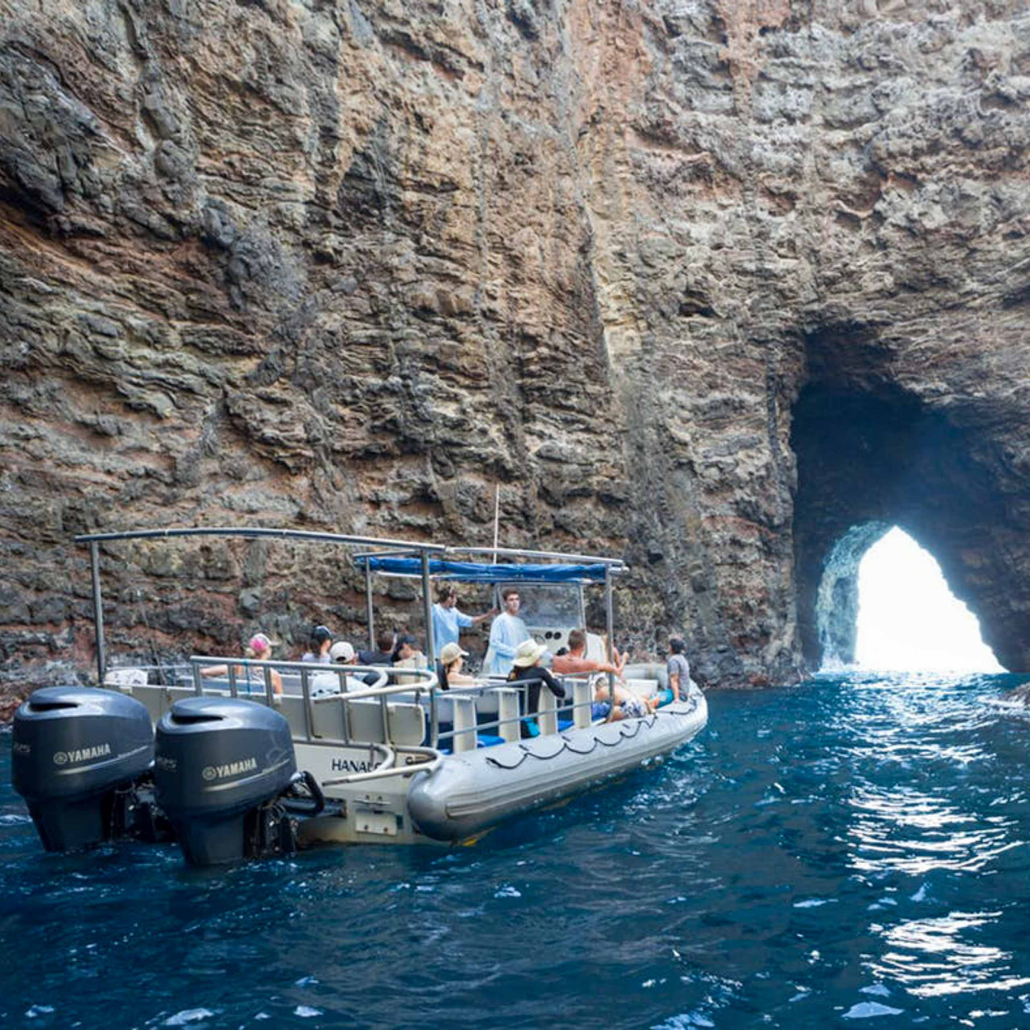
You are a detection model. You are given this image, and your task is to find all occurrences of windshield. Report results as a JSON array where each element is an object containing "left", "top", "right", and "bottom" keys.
[{"left": 497, "top": 583, "right": 583, "bottom": 626}]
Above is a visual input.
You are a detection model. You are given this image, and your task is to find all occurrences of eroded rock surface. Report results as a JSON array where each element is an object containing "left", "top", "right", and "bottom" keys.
[{"left": 2, "top": 0, "right": 1030, "bottom": 697}]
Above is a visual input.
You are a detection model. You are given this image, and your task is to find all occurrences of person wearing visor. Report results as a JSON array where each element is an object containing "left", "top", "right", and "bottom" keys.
[
  {"left": 301, "top": 625, "right": 333, "bottom": 664},
  {"left": 432, "top": 584, "right": 497, "bottom": 653},
  {"left": 507, "top": 639, "right": 565, "bottom": 738}
]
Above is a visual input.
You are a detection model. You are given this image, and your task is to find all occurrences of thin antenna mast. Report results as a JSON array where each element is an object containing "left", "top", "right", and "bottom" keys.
[{"left": 492, "top": 483, "right": 501, "bottom": 563}]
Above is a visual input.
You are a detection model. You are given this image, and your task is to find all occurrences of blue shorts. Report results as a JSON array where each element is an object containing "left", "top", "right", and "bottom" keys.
[{"left": 591, "top": 701, "right": 611, "bottom": 720}]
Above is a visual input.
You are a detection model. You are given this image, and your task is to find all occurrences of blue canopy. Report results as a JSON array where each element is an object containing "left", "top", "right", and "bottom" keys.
[{"left": 360, "top": 557, "right": 611, "bottom": 584}]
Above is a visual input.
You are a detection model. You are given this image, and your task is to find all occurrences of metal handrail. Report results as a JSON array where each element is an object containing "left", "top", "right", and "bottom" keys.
[
  {"left": 188, "top": 656, "right": 438, "bottom": 749},
  {"left": 188, "top": 657, "right": 411, "bottom": 689},
  {"left": 445, "top": 545, "right": 626, "bottom": 567},
  {"left": 321, "top": 744, "right": 443, "bottom": 787},
  {"left": 79, "top": 526, "right": 447, "bottom": 687},
  {"left": 75, "top": 527, "right": 447, "bottom": 551},
  {"left": 434, "top": 675, "right": 599, "bottom": 744}
]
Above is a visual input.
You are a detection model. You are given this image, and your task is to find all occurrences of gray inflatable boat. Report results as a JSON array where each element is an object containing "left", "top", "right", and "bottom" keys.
[{"left": 408, "top": 688, "right": 707, "bottom": 842}]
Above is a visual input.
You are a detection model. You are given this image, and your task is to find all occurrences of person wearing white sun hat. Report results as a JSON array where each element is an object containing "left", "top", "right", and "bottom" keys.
[{"left": 506, "top": 639, "right": 566, "bottom": 738}]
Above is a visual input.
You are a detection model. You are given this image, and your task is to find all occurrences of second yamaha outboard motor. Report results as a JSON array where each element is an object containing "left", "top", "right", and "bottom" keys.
[
  {"left": 154, "top": 697, "right": 300, "bottom": 867},
  {"left": 12, "top": 687, "right": 155, "bottom": 851}
]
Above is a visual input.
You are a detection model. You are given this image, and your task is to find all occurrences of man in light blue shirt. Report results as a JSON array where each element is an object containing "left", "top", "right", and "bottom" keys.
[
  {"left": 486, "top": 586, "right": 532, "bottom": 678},
  {"left": 432, "top": 584, "right": 496, "bottom": 652}
]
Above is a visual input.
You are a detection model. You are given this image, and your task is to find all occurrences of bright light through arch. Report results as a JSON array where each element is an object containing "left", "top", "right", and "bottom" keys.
[{"left": 855, "top": 527, "right": 1004, "bottom": 672}]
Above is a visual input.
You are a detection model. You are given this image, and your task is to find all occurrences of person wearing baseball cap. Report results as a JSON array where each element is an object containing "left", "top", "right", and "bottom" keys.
[
  {"left": 329, "top": 640, "right": 355, "bottom": 663},
  {"left": 391, "top": 631, "right": 428, "bottom": 686},
  {"left": 200, "top": 631, "right": 283, "bottom": 697},
  {"left": 302, "top": 625, "right": 333, "bottom": 664},
  {"left": 311, "top": 640, "right": 357, "bottom": 698}
]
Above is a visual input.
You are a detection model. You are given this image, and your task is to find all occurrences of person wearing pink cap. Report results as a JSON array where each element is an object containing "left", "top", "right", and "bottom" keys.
[{"left": 200, "top": 632, "right": 283, "bottom": 696}]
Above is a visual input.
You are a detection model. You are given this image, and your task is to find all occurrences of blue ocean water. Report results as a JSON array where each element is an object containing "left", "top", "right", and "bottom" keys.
[{"left": 2, "top": 671, "right": 1030, "bottom": 1029}]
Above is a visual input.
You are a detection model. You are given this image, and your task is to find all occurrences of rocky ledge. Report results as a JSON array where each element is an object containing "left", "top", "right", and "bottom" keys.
[{"left": 2, "top": 0, "right": 1030, "bottom": 703}]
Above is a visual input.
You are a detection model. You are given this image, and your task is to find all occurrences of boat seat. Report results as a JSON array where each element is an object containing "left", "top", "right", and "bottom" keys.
[
  {"left": 439, "top": 733, "right": 507, "bottom": 755},
  {"left": 622, "top": 663, "right": 669, "bottom": 690},
  {"left": 624, "top": 678, "right": 660, "bottom": 700},
  {"left": 330, "top": 698, "right": 425, "bottom": 746},
  {"left": 104, "top": 668, "right": 149, "bottom": 688},
  {"left": 392, "top": 654, "right": 428, "bottom": 686}
]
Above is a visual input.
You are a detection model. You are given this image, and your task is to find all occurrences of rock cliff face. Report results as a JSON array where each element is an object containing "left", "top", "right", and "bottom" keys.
[{"left": 2, "top": 0, "right": 1030, "bottom": 696}]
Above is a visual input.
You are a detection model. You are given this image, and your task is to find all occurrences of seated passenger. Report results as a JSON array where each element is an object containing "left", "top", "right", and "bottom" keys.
[
  {"left": 330, "top": 640, "right": 356, "bottom": 664},
  {"left": 392, "top": 632, "right": 428, "bottom": 686},
  {"left": 507, "top": 639, "right": 566, "bottom": 738},
  {"left": 667, "top": 636, "right": 691, "bottom": 702},
  {"left": 552, "top": 629, "right": 623, "bottom": 677},
  {"left": 301, "top": 625, "right": 333, "bottom": 664},
  {"left": 307, "top": 640, "right": 357, "bottom": 698},
  {"left": 438, "top": 642, "right": 475, "bottom": 691},
  {"left": 200, "top": 632, "right": 283, "bottom": 697},
  {"left": 592, "top": 677, "right": 650, "bottom": 719},
  {"left": 585, "top": 630, "right": 627, "bottom": 677},
  {"left": 358, "top": 629, "right": 395, "bottom": 666},
  {"left": 553, "top": 628, "right": 655, "bottom": 715},
  {"left": 358, "top": 629, "right": 396, "bottom": 686}
]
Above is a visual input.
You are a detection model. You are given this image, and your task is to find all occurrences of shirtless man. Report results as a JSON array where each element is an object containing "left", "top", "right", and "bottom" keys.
[{"left": 552, "top": 629, "right": 657, "bottom": 716}]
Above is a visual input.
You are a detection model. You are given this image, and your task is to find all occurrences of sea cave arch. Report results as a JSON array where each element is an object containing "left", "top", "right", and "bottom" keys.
[{"left": 790, "top": 351, "right": 1027, "bottom": 674}]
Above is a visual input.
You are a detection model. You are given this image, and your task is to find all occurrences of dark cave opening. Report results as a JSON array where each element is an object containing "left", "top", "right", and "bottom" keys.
[{"left": 791, "top": 375, "right": 1007, "bottom": 671}]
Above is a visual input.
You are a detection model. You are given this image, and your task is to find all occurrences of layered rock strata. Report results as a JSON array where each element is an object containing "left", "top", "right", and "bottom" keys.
[{"left": 2, "top": 0, "right": 1030, "bottom": 699}]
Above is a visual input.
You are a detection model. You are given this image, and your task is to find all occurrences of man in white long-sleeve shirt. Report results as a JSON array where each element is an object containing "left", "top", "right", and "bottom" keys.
[{"left": 486, "top": 586, "right": 531, "bottom": 677}]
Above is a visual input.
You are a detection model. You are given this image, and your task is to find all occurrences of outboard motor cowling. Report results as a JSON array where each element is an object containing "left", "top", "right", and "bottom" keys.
[
  {"left": 12, "top": 687, "right": 154, "bottom": 851},
  {"left": 154, "top": 697, "right": 297, "bottom": 867}
]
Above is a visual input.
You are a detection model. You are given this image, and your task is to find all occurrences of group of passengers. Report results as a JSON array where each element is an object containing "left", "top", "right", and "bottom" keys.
[{"left": 206, "top": 581, "right": 694, "bottom": 733}]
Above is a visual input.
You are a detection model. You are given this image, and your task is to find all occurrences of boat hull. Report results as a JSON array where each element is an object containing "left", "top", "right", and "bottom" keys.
[{"left": 407, "top": 690, "right": 707, "bottom": 842}]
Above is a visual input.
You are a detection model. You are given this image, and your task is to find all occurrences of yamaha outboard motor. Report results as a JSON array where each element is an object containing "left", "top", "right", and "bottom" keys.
[
  {"left": 12, "top": 687, "right": 155, "bottom": 851},
  {"left": 154, "top": 697, "right": 300, "bottom": 867}
]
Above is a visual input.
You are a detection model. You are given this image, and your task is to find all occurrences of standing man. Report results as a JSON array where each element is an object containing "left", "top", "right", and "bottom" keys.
[
  {"left": 486, "top": 586, "right": 531, "bottom": 678},
  {"left": 432, "top": 584, "right": 497, "bottom": 652},
  {"left": 666, "top": 636, "right": 691, "bottom": 701}
]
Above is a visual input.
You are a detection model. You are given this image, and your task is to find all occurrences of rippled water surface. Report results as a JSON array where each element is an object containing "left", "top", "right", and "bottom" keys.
[{"left": 3, "top": 672, "right": 1030, "bottom": 1028}]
